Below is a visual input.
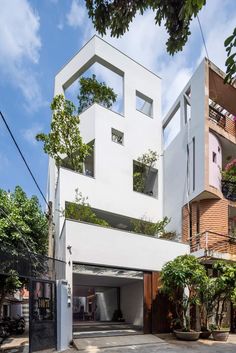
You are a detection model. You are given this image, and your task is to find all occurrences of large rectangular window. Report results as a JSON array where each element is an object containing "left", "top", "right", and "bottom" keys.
[{"left": 133, "top": 161, "right": 158, "bottom": 198}]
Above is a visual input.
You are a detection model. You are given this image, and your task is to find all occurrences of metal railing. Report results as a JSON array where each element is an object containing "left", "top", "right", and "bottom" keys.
[
  {"left": 190, "top": 231, "right": 236, "bottom": 256},
  {"left": 209, "top": 105, "right": 226, "bottom": 128},
  {"left": 222, "top": 180, "right": 236, "bottom": 201}
]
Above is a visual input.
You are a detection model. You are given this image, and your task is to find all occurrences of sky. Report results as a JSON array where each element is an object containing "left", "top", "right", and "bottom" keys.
[{"left": 0, "top": 0, "right": 235, "bottom": 208}]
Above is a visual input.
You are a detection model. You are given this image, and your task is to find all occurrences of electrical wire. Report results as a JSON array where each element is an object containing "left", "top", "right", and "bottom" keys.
[
  {"left": 197, "top": 14, "right": 209, "bottom": 60},
  {"left": 0, "top": 111, "right": 49, "bottom": 208}
]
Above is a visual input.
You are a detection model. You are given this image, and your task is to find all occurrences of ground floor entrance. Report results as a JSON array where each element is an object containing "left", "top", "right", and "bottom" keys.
[{"left": 72, "top": 264, "right": 173, "bottom": 339}]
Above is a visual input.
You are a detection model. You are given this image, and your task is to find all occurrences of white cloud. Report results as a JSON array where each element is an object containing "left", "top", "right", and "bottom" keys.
[
  {"left": 22, "top": 123, "right": 43, "bottom": 145},
  {"left": 0, "top": 0, "right": 45, "bottom": 111},
  {"left": 66, "top": 0, "right": 86, "bottom": 28}
]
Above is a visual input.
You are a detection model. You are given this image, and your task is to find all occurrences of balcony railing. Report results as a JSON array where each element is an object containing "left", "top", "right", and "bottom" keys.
[
  {"left": 190, "top": 231, "right": 236, "bottom": 257},
  {"left": 222, "top": 180, "right": 236, "bottom": 201},
  {"left": 209, "top": 105, "right": 226, "bottom": 128}
]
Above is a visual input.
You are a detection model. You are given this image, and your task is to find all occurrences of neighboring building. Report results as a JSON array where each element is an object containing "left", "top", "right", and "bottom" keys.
[
  {"left": 48, "top": 36, "right": 188, "bottom": 350},
  {"left": 163, "top": 58, "right": 236, "bottom": 329}
]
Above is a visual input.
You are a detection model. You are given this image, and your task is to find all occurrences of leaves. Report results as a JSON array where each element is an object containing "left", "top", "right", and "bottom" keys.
[
  {"left": 36, "top": 94, "right": 91, "bottom": 172},
  {"left": 0, "top": 186, "right": 48, "bottom": 255},
  {"left": 85, "top": 0, "right": 206, "bottom": 55},
  {"left": 77, "top": 74, "right": 117, "bottom": 114},
  {"left": 224, "top": 27, "right": 236, "bottom": 84},
  {"left": 131, "top": 216, "right": 169, "bottom": 237},
  {"left": 65, "top": 189, "right": 110, "bottom": 227}
]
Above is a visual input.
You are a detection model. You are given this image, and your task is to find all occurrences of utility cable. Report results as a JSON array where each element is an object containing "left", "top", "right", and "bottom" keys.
[{"left": 0, "top": 111, "right": 49, "bottom": 208}]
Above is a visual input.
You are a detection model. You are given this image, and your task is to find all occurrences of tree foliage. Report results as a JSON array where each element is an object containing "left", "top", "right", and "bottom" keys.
[
  {"left": 78, "top": 74, "right": 117, "bottom": 113},
  {"left": 161, "top": 255, "right": 207, "bottom": 331},
  {"left": 0, "top": 186, "right": 48, "bottom": 254},
  {"left": 0, "top": 186, "right": 48, "bottom": 315},
  {"left": 86, "top": 0, "right": 206, "bottom": 55},
  {"left": 224, "top": 27, "right": 236, "bottom": 84},
  {"left": 65, "top": 189, "right": 110, "bottom": 227},
  {"left": 36, "top": 95, "right": 91, "bottom": 172}
]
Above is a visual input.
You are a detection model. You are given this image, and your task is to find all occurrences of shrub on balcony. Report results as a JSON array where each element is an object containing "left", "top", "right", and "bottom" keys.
[
  {"left": 130, "top": 216, "right": 170, "bottom": 237},
  {"left": 222, "top": 159, "right": 236, "bottom": 183},
  {"left": 65, "top": 189, "right": 109, "bottom": 227}
]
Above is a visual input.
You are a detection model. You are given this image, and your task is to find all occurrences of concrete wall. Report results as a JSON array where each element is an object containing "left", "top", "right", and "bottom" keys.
[
  {"left": 163, "top": 59, "right": 207, "bottom": 236},
  {"left": 121, "top": 281, "right": 143, "bottom": 326},
  {"left": 96, "top": 288, "right": 117, "bottom": 321},
  {"left": 209, "top": 132, "right": 222, "bottom": 190}
]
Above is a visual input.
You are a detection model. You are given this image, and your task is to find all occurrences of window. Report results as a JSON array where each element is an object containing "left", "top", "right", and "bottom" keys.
[
  {"left": 184, "top": 96, "right": 191, "bottom": 123},
  {"left": 136, "top": 91, "right": 153, "bottom": 117},
  {"left": 192, "top": 137, "right": 195, "bottom": 191},
  {"left": 133, "top": 161, "right": 158, "bottom": 198},
  {"left": 111, "top": 128, "right": 124, "bottom": 145},
  {"left": 213, "top": 152, "right": 217, "bottom": 163}
]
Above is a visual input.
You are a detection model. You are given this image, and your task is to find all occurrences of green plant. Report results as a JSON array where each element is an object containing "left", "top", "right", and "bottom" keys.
[
  {"left": 161, "top": 255, "right": 208, "bottom": 332},
  {"left": 131, "top": 216, "right": 169, "bottom": 237},
  {"left": 159, "top": 231, "right": 176, "bottom": 240},
  {"left": 0, "top": 186, "right": 48, "bottom": 314},
  {"left": 224, "top": 28, "right": 236, "bottom": 84},
  {"left": 199, "top": 276, "right": 215, "bottom": 331},
  {"left": 77, "top": 74, "right": 117, "bottom": 114},
  {"left": 221, "top": 159, "right": 236, "bottom": 183},
  {"left": 65, "top": 189, "right": 110, "bottom": 227},
  {"left": 36, "top": 95, "right": 91, "bottom": 172},
  {"left": 133, "top": 150, "right": 158, "bottom": 194},
  {"left": 211, "top": 261, "right": 236, "bottom": 330}
]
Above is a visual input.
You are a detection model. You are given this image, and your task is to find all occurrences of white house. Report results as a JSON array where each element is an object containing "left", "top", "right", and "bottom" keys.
[{"left": 48, "top": 36, "right": 189, "bottom": 350}]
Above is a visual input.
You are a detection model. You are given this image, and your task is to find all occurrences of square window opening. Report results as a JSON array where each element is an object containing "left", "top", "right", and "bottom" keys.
[
  {"left": 213, "top": 151, "right": 217, "bottom": 163},
  {"left": 136, "top": 91, "right": 153, "bottom": 118},
  {"left": 111, "top": 128, "right": 124, "bottom": 145}
]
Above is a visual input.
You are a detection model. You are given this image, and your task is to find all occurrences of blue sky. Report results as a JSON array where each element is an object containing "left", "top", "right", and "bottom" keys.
[{"left": 0, "top": 0, "right": 235, "bottom": 208}]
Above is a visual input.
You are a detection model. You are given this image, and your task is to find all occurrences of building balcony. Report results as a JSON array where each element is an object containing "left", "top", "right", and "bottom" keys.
[
  {"left": 222, "top": 180, "right": 236, "bottom": 202},
  {"left": 190, "top": 231, "right": 236, "bottom": 260}
]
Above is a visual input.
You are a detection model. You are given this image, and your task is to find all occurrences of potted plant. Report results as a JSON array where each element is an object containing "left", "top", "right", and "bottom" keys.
[
  {"left": 161, "top": 255, "right": 207, "bottom": 340},
  {"left": 210, "top": 261, "right": 236, "bottom": 341}
]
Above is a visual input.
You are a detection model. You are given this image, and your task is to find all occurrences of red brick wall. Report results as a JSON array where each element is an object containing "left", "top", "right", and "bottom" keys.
[{"left": 225, "top": 117, "right": 236, "bottom": 137}]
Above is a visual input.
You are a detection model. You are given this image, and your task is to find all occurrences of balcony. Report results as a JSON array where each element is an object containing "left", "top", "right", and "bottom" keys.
[
  {"left": 190, "top": 231, "right": 236, "bottom": 260},
  {"left": 222, "top": 180, "right": 236, "bottom": 201},
  {"left": 208, "top": 100, "right": 236, "bottom": 139}
]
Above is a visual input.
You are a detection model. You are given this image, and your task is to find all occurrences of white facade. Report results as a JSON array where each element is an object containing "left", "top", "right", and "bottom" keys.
[{"left": 49, "top": 36, "right": 190, "bottom": 350}]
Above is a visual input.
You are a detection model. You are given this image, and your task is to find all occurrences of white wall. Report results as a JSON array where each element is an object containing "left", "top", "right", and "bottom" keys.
[
  {"left": 163, "top": 60, "right": 207, "bottom": 235},
  {"left": 96, "top": 288, "right": 117, "bottom": 321},
  {"left": 49, "top": 35, "right": 163, "bottom": 235},
  {"left": 121, "top": 281, "right": 143, "bottom": 326}
]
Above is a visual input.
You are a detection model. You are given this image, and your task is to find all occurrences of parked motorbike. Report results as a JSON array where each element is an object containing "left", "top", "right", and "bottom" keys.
[
  {"left": 3, "top": 315, "right": 25, "bottom": 335},
  {"left": 0, "top": 320, "right": 10, "bottom": 340}
]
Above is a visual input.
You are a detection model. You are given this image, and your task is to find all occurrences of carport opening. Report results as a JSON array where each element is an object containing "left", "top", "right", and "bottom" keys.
[{"left": 72, "top": 264, "right": 144, "bottom": 338}]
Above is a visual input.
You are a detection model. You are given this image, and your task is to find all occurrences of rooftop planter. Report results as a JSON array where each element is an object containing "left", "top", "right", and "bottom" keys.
[{"left": 221, "top": 159, "right": 236, "bottom": 201}]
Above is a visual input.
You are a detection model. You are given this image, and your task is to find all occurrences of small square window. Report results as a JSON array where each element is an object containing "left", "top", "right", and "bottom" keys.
[
  {"left": 136, "top": 91, "right": 153, "bottom": 117},
  {"left": 213, "top": 152, "right": 217, "bottom": 163},
  {"left": 111, "top": 128, "right": 124, "bottom": 145}
]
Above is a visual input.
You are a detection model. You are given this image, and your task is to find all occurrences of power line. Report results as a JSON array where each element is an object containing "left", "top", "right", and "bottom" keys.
[
  {"left": 0, "top": 111, "right": 49, "bottom": 208},
  {"left": 197, "top": 14, "right": 209, "bottom": 60}
]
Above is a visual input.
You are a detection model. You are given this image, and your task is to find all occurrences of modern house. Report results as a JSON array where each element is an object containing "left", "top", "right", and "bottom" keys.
[
  {"left": 48, "top": 36, "right": 189, "bottom": 350},
  {"left": 163, "top": 58, "right": 236, "bottom": 329}
]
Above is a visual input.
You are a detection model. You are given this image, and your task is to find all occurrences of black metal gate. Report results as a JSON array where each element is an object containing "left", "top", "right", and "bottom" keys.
[
  {"left": 0, "top": 244, "right": 65, "bottom": 353},
  {"left": 29, "top": 279, "right": 56, "bottom": 353}
]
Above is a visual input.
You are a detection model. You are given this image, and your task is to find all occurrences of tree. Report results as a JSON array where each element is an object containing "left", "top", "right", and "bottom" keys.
[
  {"left": 224, "top": 28, "right": 236, "bottom": 83},
  {"left": 161, "top": 254, "right": 207, "bottom": 331},
  {"left": 86, "top": 0, "right": 206, "bottom": 55},
  {"left": 36, "top": 95, "right": 91, "bottom": 172},
  {"left": 0, "top": 186, "right": 48, "bottom": 315},
  {"left": 78, "top": 74, "right": 117, "bottom": 113},
  {"left": 37, "top": 76, "right": 117, "bottom": 172},
  {"left": 86, "top": 1, "right": 235, "bottom": 84},
  {"left": 210, "top": 261, "right": 236, "bottom": 330}
]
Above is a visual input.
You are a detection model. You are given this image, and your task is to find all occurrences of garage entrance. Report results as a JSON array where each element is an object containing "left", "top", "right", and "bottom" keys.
[{"left": 72, "top": 264, "right": 144, "bottom": 338}]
